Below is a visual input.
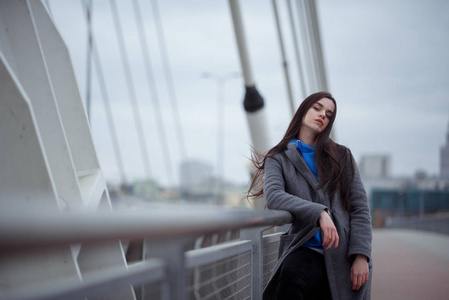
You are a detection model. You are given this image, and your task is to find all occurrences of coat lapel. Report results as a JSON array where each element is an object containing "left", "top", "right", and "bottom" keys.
[
  {"left": 284, "top": 143, "right": 327, "bottom": 203},
  {"left": 284, "top": 143, "right": 319, "bottom": 188}
]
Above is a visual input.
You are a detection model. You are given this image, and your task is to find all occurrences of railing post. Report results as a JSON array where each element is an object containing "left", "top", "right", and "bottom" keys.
[
  {"left": 143, "top": 238, "right": 191, "bottom": 300},
  {"left": 240, "top": 226, "right": 270, "bottom": 299}
]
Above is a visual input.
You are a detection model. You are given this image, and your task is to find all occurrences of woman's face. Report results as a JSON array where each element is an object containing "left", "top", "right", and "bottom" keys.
[{"left": 302, "top": 97, "right": 335, "bottom": 135}]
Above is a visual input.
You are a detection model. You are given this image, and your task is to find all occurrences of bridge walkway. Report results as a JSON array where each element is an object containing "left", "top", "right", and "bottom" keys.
[{"left": 371, "top": 229, "right": 449, "bottom": 300}]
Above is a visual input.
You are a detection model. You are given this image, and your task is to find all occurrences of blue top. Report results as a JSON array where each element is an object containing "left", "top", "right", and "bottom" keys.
[
  {"left": 289, "top": 139, "right": 323, "bottom": 251},
  {"left": 290, "top": 139, "right": 317, "bottom": 178}
]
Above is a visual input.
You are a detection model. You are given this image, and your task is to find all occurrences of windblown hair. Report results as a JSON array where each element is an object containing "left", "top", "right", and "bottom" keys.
[{"left": 247, "top": 91, "right": 354, "bottom": 211}]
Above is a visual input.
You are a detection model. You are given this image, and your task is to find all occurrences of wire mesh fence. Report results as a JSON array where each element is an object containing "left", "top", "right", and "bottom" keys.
[
  {"left": 262, "top": 233, "right": 281, "bottom": 289},
  {"left": 186, "top": 251, "right": 252, "bottom": 300}
]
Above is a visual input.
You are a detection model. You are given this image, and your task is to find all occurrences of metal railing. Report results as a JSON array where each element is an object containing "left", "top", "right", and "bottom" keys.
[
  {"left": 385, "top": 212, "right": 449, "bottom": 235},
  {"left": 0, "top": 207, "right": 292, "bottom": 300}
]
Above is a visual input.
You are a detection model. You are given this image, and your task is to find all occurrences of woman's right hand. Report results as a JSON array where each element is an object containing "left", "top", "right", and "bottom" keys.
[{"left": 319, "top": 210, "right": 339, "bottom": 250}]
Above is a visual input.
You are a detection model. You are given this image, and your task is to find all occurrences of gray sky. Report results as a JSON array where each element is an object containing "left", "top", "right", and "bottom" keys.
[{"left": 49, "top": 0, "right": 449, "bottom": 187}]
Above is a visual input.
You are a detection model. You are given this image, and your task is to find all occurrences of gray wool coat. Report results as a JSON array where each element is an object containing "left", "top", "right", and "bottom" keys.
[{"left": 263, "top": 143, "right": 373, "bottom": 300}]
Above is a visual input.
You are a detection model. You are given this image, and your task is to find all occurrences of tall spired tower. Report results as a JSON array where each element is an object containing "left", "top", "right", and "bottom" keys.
[{"left": 441, "top": 118, "right": 449, "bottom": 179}]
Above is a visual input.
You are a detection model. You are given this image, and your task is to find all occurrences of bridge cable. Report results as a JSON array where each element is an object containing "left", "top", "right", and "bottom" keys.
[
  {"left": 80, "top": 0, "right": 128, "bottom": 186},
  {"left": 44, "top": 0, "right": 53, "bottom": 16},
  {"left": 150, "top": 0, "right": 189, "bottom": 165},
  {"left": 109, "top": 0, "right": 153, "bottom": 180},
  {"left": 272, "top": 0, "right": 295, "bottom": 116},
  {"left": 132, "top": 0, "right": 175, "bottom": 185},
  {"left": 85, "top": 0, "right": 93, "bottom": 120},
  {"left": 287, "top": 0, "right": 307, "bottom": 98},
  {"left": 92, "top": 45, "right": 129, "bottom": 186}
]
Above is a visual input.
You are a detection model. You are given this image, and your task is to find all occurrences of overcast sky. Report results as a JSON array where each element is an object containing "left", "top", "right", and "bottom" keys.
[{"left": 48, "top": 0, "right": 449, "bottom": 187}]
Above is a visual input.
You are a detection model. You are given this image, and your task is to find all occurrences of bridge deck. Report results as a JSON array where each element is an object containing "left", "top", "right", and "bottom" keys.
[{"left": 371, "top": 229, "right": 449, "bottom": 300}]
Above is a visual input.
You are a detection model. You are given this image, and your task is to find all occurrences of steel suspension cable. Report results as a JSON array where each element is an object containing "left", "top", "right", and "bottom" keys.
[
  {"left": 92, "top": 46, "right": 128, "bottom": 186},
  {"left": 85, "top": 0, "right": 93, "bottom": 120},
  {"left": 305, "top": 0, "right": 328, "bottom": 91},
  {"left": 44, "top": 0, "right": 52, "bottom": 16},
  {"left": 295, "top": 0, "right": 318, "bottom": 93},
  {"left": 132, "top": 0, "right": 174, "bottom": 185},
  {"left": 272, "top": 0, "right": 295, "bottom": 116},
  {"left": 150, "top": 0, "right": 188, "bottom": 163},
  {"left": 109, "top": 0, "right": 152, "bottom": 180},
  {"left": 80, "top": 0, "right": 127, "bottom": 186},
  {"left": 287, "top": 0, "right": 307, "bottom": 98}
]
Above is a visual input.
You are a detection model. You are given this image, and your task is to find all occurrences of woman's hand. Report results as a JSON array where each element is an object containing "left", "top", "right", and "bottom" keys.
[
  {"left": 319, "top": 210, "right": 339, "bottom": 250},
  {"left": 351, "top": 255, "right": 369, "bottom": 291}
]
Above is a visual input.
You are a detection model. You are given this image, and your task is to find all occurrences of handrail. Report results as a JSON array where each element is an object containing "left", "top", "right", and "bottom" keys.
[
  {"left": 0, "top": 207, "right": 292, "bottom": 249},
  {"left": 1, "top": 206, "right": 292, "bottom": 299}
]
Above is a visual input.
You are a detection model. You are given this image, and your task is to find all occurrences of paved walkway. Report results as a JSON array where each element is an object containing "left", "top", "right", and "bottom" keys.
[{"left": 371, "top": 229, "right": 449, "bottom": 300}]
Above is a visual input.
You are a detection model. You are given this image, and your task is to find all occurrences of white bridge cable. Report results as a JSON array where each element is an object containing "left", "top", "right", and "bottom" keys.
[
  {"left": 287, "top": 0, "right": 307, "bottom": 99},
  {"left": 80, "top": 0, "right": 128, "bottom": 185},
  {"left": 271, "top": 0, "right": 295, "bottom": 116},
  {"left": 91, "top": 46, "right": 128, "bottom": 185},
  {"left": 44, "top": 0, "right": 52, "bottom": 16},
  {"left": 85, "top": 0, "right": 93, "bottom": 120},
  {"left": 109, "top": 0, "right": 153, "bottom": 179},
  {"left": 150, "top": 0, "right": 189, "bottom": 162},
  {"left": 132, "top": 0, "right": 174, "bottom": 184},
  {"left": 306, "top": 0, "right": 328, "bottom": 91}
]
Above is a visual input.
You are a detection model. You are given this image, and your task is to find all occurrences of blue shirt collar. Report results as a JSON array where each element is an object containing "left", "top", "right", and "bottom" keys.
[{"left": 289, "top": 139, "right": 314, "bottom": 153}]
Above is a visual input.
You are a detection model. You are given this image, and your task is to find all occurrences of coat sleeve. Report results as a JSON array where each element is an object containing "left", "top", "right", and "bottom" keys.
[
  {"left": 264, "top": 155, "right": 327, "bottom": 229},
  {"left": 347, "top": 153, "right": 373, "bottom": 263}
]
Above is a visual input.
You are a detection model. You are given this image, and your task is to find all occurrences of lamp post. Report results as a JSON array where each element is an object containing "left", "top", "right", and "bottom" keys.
[{"left": 202, "top": 72, "right": 240, "bottom": 204}]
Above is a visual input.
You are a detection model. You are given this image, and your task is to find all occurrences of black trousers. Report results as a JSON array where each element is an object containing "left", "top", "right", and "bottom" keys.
[{"left": 276, "top": 247, "right": 332, "bottom": 300}]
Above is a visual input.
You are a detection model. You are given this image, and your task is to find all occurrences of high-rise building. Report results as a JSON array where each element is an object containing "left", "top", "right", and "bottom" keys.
[
  {"left": 441, "top": 119, "right": 449, "bottom": 180},
  {"left": 359, "top": 155, "right": 391, "bottom": 179},
  {"left": 180, "top": 160, "right": 214, "bottom": 197}
]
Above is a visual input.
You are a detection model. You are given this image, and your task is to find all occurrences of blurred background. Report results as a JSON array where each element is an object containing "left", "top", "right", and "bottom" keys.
[{"left": 46, "top": 0, "right": 449, "bottom": 210}]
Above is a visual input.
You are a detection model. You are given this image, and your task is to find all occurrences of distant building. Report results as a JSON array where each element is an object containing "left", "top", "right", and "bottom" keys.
[
  {"left": 132, "top": 180, "right": 159, "bottom": 198},
  {"left": 370, "top": 188, "right": 449, "bottom": 228},
  {"left": 441, "top": 119, "right": 449, "bottom": 180},
  {"left": 180, "top": 160, "right": 213, "bottom": 189},
  {"left": 359, "top": 155, "right": 391, "bottom": 179},
  {"left": 180, "top": 160, "right": 215, "bottom": 200}
]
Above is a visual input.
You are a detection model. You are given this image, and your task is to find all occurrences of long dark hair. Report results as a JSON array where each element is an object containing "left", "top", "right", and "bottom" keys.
[{"left": 247, "top": 91, "right": 354, "bottom": 211}]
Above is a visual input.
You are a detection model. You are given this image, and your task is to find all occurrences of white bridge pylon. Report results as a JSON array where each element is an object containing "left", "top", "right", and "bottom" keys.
[{"left": 0, "top": 1, "right": 133, "bottom": 298}]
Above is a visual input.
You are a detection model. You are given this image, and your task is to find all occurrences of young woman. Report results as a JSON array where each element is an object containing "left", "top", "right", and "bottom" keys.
[{"left": 248, "top": 91, "right": 372, "bottom": 300}]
